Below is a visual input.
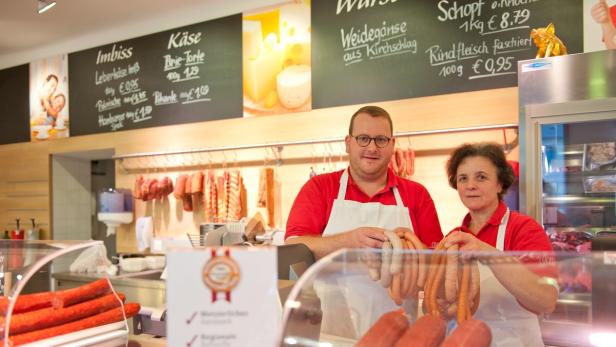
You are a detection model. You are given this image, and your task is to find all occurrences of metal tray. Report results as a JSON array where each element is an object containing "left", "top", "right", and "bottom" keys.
[{"left": 582, "top": 142, "right": 616, "bottom": 171}]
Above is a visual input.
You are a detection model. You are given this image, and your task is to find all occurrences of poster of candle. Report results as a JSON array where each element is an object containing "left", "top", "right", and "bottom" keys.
[
  {"left": 29, "top": 54, "right": 70, "bottom": 141},
  {"left": 242, "top": 1, "right": 311, "bottom": 117}
]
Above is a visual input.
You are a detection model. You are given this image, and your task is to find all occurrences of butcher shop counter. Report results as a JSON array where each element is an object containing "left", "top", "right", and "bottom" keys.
[
  {"left": 52, "top": 243, "right": 314, "bottom": 310},
  {"left": 279, "top": 248, "right": 616, "bottom": 347},
  {"left": 53, "top": 270, "right": 297, "bottom": 344},
  {"left": 53, "top": 270, "right": 297, "bottom": 309}
]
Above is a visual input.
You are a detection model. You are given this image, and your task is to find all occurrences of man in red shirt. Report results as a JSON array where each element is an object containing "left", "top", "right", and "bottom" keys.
[{"left": 285, "top": 105, "right": 443, "bottom": 259}]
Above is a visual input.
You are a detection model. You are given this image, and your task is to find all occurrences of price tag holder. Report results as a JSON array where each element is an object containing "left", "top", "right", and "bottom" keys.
[{"left": 167, "top": 246, "right": 279, "bottom": 347}]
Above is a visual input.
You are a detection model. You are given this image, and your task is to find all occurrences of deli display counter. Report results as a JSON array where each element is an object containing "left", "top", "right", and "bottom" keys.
[
  {"left": 0, "top": 240, "right": 140, "bottom": 347},
  {"left": 279, "top": 248, "right": 616, "bottom": 347}
]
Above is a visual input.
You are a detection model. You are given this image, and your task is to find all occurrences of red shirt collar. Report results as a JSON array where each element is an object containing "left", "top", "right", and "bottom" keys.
[
  {"left": 462, "top": 201, "right": 507, "bottom": 228},
  {"left": 347, "top": 167, "right": 398, "bottom": 197}
]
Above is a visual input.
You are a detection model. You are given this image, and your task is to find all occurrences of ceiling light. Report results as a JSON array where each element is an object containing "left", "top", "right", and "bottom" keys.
[{"left": 38, "top": 0, "right": 57, "bottom": 14}]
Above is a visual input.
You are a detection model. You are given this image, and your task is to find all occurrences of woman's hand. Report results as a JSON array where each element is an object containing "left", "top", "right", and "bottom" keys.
[{"left": 444, "top": 230, "right": 496, "bottom": 253}]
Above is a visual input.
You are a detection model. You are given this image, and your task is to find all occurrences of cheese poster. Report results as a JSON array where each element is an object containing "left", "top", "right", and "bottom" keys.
[{"left": 242, "top": 1, "right": 312, "bottom": 117}]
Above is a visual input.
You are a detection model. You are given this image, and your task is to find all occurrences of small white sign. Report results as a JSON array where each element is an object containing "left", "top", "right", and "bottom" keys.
[
  {"left": 167, "top": 246, "right": 279, "bottom": 347},
  {"left": 521, "top": 59, "right": 553, "bottom": 73}
]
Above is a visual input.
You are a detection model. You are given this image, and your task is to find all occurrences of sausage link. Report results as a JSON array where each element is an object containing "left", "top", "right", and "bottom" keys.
[
  {"left": 356, "top": 309, "right": 408, "bottom": 347},
  {"left": 404, "top": 231, "right": 427, "bottom": 288},
  {"left": 384, "top": 230, "right": 404, "bottom": 274},
  {"left": 379, "top": 241, "right": 392, "bottom": 288},
  {"left": 444, "top": 244, "right": 459, "bottom": 303},
  {"left": 441, "top": 319, "right": 492, "bottom": 347},
  {"left": 457, "top": 261, "right": 471, "bottom": 324},
  {"left": 394, "top": 314, "right": 446, "bottom": 347}
]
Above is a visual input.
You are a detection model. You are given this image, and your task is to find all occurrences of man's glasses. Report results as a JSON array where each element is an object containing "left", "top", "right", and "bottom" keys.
[{"left": 351, "top": 134, "right": 392, "bottom": 148}]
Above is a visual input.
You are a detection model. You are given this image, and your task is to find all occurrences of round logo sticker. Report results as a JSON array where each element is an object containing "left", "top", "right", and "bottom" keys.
[{"left": 202, "top": 253, "right": 241, "bottom": 293}]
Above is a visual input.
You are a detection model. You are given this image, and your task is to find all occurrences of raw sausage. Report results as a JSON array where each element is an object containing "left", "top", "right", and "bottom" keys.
[
  {"left": 0, "top": 293, "right": 51, "bottom": 315},
  {"left": 394, "top": 314, "right": 446, "bottom": 347},
  {"left": 440, "top": 319, "right": 492, "bottom": 347},
  {"left": 4, "top": 293, "right": 125, "bottom": 335},
  {"left": 445, "top": 244, "right": 459, "bottom": 303},
  {"left": 384, "top": 230, "right": 403, "bottom": 274},
  {"left": 51, "top": 279, "right": 112, "bottom": 309},
  {"left": 356, "top": 309, "right": 408, "bottom": 347},
  {"left": 9, "top": 303, "right": 140, "bottom": 346},
  {"left": 380, "top": 241, "right": 393, "bottom": 288}
]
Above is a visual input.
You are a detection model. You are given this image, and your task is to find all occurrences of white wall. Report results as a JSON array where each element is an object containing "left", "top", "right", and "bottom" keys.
[
  {"left": 51, "top": 155, "right": 92, "bottom": 271},
  {"left": 0, "top": 0, "right": 283, "bottom": 69}
]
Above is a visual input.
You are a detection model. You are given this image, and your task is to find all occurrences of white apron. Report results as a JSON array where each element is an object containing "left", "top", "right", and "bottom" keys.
[
  {"left": 316, "top": 169, "right": 413, "bottom": 338},
  {"left": 473, "top": 208, "right": 545, "bottom": 347}
]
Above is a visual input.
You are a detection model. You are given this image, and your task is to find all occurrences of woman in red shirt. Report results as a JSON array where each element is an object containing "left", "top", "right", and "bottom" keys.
[{"left": 444, "top": 142, "right": 557, "bottom": 347}]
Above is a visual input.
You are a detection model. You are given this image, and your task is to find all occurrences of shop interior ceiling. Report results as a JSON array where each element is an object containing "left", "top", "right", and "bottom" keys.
[{"left": 0, "top": 0, "right": 280, "bottom": 69}]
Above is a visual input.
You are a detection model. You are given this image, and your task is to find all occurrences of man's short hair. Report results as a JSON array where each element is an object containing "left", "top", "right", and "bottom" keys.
[{"left": 349, "top": 105, "right": 393, "bottom": 136}]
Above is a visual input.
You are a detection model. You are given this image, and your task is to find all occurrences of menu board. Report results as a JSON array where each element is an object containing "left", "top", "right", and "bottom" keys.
[
  {"left": 69, "top": 14, "right": 242, "bottom": 136},
  {"left": 0, "top": 64, "right": 30, "bottom": 145},
  {"left": 311, "top": 0, "right": 582, "bottom": 108}
]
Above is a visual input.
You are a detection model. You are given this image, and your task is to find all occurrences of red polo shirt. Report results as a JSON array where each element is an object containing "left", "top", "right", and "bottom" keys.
[
  {"left": 285, "top": 168, "right": 443, "bottom": 248},
  {"left": 461, "top": 201, "right": 556, "bottom": 278}
]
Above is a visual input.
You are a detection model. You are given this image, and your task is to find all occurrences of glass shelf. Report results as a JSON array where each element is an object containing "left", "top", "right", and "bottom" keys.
[
  {"left": 0, "top": 240, "right": 134, "bottom": 347},
  {"left": 279, "top": 249, "right": 614, "bottom": 347}
]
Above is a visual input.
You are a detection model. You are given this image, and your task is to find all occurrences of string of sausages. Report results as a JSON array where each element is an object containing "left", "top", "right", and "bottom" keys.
[
  {"left": 359, "top": 226, "right": 491, "bottom": 347},
  {"left": 366, "top": 227, "right": 480, "bottom": 324},
  {"left": 366, "top": 228, "right": 427, "bottom": 305},
  {"left": 423, "top": 228, "right": 480, "bottom": 324}
]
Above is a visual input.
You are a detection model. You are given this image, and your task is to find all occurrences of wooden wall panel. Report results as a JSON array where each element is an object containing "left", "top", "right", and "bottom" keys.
[
  {"left": 0, "top": 141, "right": 50, "bottom": 238},
  {"left": 0, "top": 87, "right": 519, "bottom": 251}
]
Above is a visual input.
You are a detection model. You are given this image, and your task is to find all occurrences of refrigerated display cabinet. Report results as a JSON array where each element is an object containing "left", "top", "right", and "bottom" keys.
[
  {"left": 518, "top": 49, "right": 616, "bottom": 346},
  {"left": 0, "top": 240, "right": 133, "bottom": 347},
  {"left": 279, "top": 248, "right": 616, "bottom": 347}
]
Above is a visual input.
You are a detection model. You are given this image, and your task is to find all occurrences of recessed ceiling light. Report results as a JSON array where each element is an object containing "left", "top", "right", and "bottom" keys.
[{"left": 38, "top": 0, "right": 57, "bottom": 14}]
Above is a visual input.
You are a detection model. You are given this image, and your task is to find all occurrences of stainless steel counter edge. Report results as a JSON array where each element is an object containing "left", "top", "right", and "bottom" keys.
[{"left": 53, "top": 271, "right": 166, "bottom": 290}]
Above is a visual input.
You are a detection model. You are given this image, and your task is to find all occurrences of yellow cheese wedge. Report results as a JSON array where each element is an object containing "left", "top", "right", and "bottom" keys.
[{"left": 243, "top": 34, "right": 283, "bottom": 103}]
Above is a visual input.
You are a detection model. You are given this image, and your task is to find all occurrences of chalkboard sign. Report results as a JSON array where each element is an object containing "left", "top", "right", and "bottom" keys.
[
  {"left": 69, "top": 14, "right": 242, "bottom": 136},
  {"left": 312, "top": 0, "right": 582, "bottom": 109},
  {"left": 0, "top": 64, "right": 30, "bottom": 145}
]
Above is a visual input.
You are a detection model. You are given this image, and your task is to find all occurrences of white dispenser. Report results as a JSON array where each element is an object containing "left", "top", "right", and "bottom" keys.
[{"left": 97, "top": 188, "right": 133, "bottom": 236}]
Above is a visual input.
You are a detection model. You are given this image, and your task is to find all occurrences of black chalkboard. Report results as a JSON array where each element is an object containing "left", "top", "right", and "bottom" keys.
[
  {"left": 69, "top": 14, "right": 242, "bottom": 136},
  {"left": 0, "top": 64, "right": 30, "bottom": 145},
  {"left": 312, "top": 0, "right": 582, "bottom": 109}
]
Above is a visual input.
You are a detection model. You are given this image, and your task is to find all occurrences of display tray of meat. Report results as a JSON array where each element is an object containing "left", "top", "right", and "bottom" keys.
[
  {"left": 583, "top": 142, "right": 616, "bottom": 171},
  {"left": 548, "top": 227, "right": 593, "bottom": 253},
  {"left": 547, "top": 228, "right": 593, "bottom": 294}
]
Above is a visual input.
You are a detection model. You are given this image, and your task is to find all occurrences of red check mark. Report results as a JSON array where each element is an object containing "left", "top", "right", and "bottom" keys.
[
  {"left": 186, "top": 334, "right": 198, "bottom": 347},
  {"left": 186, "top": 311, "right": 197, "bottom": 325}
]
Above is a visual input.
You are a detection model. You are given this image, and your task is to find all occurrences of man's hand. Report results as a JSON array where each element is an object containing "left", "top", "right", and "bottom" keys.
[
  {"left": 592, "top": 0, "right": 610, "bottom": 24},
  {"left": 344, "top": 227, "right": 387, "bottom": 249}
]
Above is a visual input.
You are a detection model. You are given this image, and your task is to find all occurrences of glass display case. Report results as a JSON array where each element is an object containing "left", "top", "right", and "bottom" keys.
[
  {"left": 521, "top": 98, "right": 616, "bottom": 345},
  {"left": 279, "top": 248, "right": 616, "bottom": 347},
  {"left": 540, "top": 118, "right": 616, "bottom": 295},
  {"left": 0, "top": 240, "right": 138, "bottom": 347}
]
